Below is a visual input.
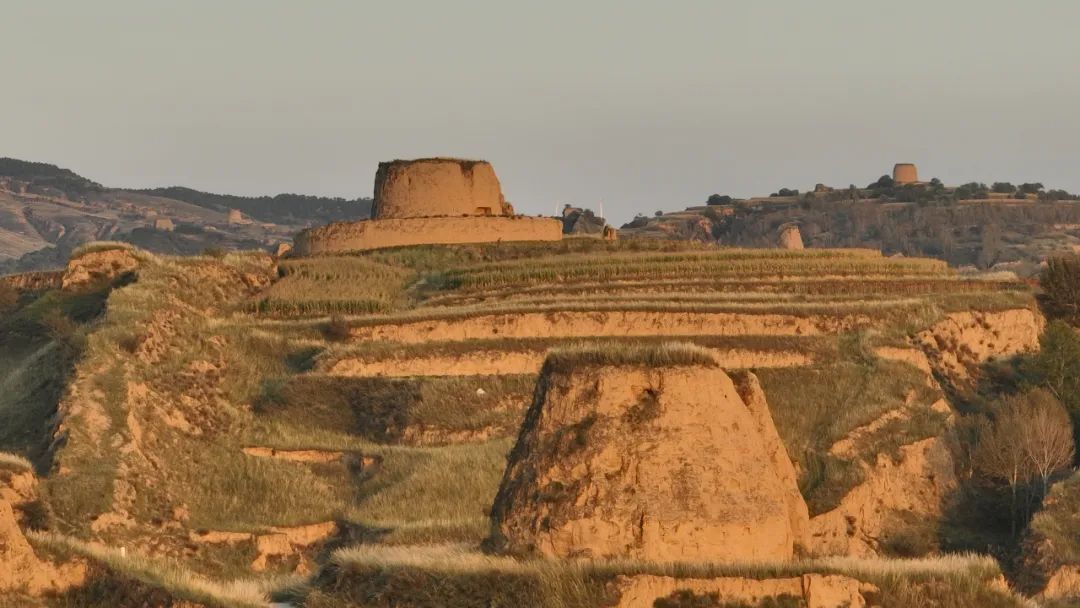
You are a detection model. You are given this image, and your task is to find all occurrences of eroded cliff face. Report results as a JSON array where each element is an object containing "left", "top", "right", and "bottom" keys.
[
  {"left": 916, "top": 308, "right": 1044, "bottom": 385},
  {"left": 808, "top": 437, "right": 958, "bottom": 557},
  {"left": 0, "top": 469, "right": 85, "bottom": 596},
  {"left": 488, "top": 364, "right": 809, "bottom": 562},
  {"left": 372, "top": 158, "right": 511, "bottom": 219},
  {"left": 61, "top": 246, "right": 141, "bottom": 291}
]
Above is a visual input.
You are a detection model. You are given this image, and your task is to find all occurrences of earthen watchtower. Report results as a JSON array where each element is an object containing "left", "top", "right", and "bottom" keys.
[{"left": 893, "top": 163, "right": 918, "bottom": 185}]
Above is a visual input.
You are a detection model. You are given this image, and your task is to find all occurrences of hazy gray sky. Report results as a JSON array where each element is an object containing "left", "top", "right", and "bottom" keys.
[{"left": 3, "top": 1, "right": 1078, "bottom": 222}]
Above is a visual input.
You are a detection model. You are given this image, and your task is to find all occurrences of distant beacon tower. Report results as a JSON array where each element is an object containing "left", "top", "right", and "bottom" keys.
[{"left": 893, "top": 163, "right": 918, "bottom": 184}]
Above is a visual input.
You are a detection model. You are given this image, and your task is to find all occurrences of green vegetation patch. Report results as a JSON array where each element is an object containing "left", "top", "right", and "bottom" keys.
[
  {"left": 252, "top": 374, "right": 535, "bottom": 445},
  {"left": 757, "top": 345, "right": 945, "bottom": 515}
]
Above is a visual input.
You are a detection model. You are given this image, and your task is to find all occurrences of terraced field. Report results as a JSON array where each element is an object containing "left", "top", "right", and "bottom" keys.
[
  {"left": 228, "top": 242, "right": 1036, "bottom": 538},
  {"left": 1, "top": 240, "right": 1043, "bottom": 606}
]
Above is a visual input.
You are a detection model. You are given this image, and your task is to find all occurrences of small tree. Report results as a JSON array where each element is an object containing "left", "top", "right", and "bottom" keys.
[
  {"left": 975, "top": 390, "right": 1075, "bottom": 534},
  {"left": 992, "top": 182, "right": 1017, "bottom": 194},
  {"left": 974, "top": 399, "right": 1032, "bottom": 535},
  {"left": 1019, "top": 182, "right": 1045, "bottom": 195},
  {"left": 1031, "top": 321, "right": 1080, "bottom": 421},
  {"left": 867, "top": 175, "right": 894, "bottom": 189},
  {"left": 955, "top": 182, "right": 989, "bottom": 200},
  {"left": 706, "top": 194, "right": 732, "bottom": 206},
  {"left": 1041, "top": 255, "right": 1080, "bottom": 315},
  {"left": 1018, "top": 389, "right": 1074, "bottom": 495}
]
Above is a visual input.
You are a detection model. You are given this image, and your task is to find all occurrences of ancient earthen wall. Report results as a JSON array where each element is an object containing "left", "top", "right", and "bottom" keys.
[
  {"left": 893, "top": 163, "right": 918, "bottom": 184},
  {"left": 778, "top": 225, "right": 804, "bottom": 250},
  {"left": 293, "top": 216, "right": 562, "bottom": 254},
  {"left": 488, "top": 364, "right": 808, "bottom": 561},
  {"left": 372, "top": 158, "right": 510, "bottom": 219}
]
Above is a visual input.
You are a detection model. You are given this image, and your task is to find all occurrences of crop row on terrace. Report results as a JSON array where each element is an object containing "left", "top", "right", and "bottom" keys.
[
  {"left": 247, "top": 256, "right": 412, "bottom": 316},
  {"left": 354, "top": 239, "right": 882, "bottom": 270},
  {"left": 428, "top": 256, "right": 951, "bottom": 293},
  {"left": 414, "top": 291, "right": 977, "bottom": 312},
  {"left": 335, "top": 290, "right": 1034, "bottom": 328},
  {"left": 314, "top": 334, "right": 838, "bottom": 365},
  {"left": 418, "top": 277, "right": 1027, "bottom": 307}
]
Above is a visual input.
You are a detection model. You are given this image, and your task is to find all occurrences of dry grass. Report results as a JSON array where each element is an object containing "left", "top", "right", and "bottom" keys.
[
  {"left": 28, "top": 531, "right": 297, "bottom": 608},
  {"left": 542, "top": 341, "right": 718, "bottom": 371},
  {"left": 69, "top": 240, "right": 137, "bottom": 257},
  {"left": 306, "top": 544, "right": 1029, "bottom": 608},
  {"left": 0, "top": 450, "right": 33, "bottom": 472},
  {"left": 315, "top": 335, "right": 835, "bottom": 367}
]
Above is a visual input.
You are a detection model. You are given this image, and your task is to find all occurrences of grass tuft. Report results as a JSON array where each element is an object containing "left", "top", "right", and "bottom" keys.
[
  {"left": 0, "top": 450, "right": 34, "bottom": 472},
  {"left": 28, "top": 531, "right": 297, "bottom": 608}
]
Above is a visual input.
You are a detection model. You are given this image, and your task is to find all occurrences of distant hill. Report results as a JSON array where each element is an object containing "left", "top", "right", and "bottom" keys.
[
  {"left": 0, "top": 157, "right": 372, "bottom": 273},
  {"left": 621, "top": 178, "right": 1080, "bottom": 274},
  {"left": 132, "top": 186, "right": 370, "bottom": 225}
]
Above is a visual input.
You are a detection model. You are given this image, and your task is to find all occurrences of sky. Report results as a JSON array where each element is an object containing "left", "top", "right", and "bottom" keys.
[{"left": 2, "top": 1, "right": 1078, "bottom": 224}]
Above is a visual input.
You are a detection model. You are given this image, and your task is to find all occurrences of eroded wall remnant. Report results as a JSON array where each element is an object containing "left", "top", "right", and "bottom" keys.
[
  {"left": 373, "top": 158, "right": 514, "bottom": 219},
  {"left": 488, "top": 356, "right": 809, "bottom": 562}
]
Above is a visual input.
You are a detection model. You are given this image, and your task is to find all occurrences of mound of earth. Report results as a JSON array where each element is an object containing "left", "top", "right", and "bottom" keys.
[{"left": 488, "top": 352, "right": 809, "bottom": 561}]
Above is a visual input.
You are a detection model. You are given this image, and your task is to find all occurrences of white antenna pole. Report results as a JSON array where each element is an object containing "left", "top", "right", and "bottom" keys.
[{"left": 599, "top": 201, "right": 604, "bottom": 220}]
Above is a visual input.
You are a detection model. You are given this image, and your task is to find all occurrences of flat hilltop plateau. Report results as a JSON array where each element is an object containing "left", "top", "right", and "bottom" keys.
[{"left": 5, "top": 237, "right": 1080, "bottom": 607}]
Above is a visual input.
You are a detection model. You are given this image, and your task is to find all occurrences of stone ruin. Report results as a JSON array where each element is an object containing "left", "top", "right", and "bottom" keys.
[
  {"left": 294, "top": 158, "right": 563, "bottom": 254},
  {"left": 893, "top": 163, "right": 918, "bottom": 184},
  {"left": 488, "top": 353, "right": 809, "bottom": 562}
]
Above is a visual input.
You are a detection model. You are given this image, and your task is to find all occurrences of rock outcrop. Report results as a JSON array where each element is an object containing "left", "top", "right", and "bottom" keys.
[
  {"left": 488, "top": 356, "right": 809, "bottom": 562},
  {"left": 373, "top": 158, "right": 512, "bottom": 219},
  {"left": 0, "top": 470, "right": 85, "bottom": 595},
  {"left": 62, "top": 246, "right": 140, "bottom": 291}
]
